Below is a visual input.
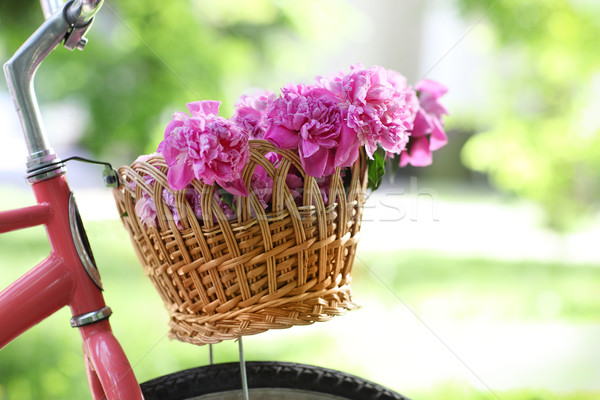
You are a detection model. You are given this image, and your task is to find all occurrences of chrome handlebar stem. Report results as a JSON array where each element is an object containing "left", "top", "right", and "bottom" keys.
[
  {"left": 40, "top": 0, "right": 103, "bottom": 23},
  {"left": 3, "top": 10, "right": 71, "bottom": 172},
  {"left": 3, "top": 0, "right": 103, "bottom": 178},
  {"left": 40, "top": 0, "right": 64, "bottom": 20}
]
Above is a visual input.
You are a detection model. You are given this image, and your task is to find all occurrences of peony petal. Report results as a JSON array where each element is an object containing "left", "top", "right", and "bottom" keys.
[
  {"left": 335, "top": 125, "right": 361, "bottom": 167},
  {"left": 385, "top": 69, "right": 408, "bottom": 91},
  {"left": 307, "top": 87, "right": 338, "bottom": 103},
  {"left": 399, "top": 151, "right": 410, "bottom": 167},
  {"left": 422, "top": 100, "right": 449, "bottom": 120},
  {"left": 264, "top": 125, "right": 300, "bottom": 149},
  {"left": 301, "top": 147, "right": 330, "bottom": 178},
  {"left": 429, "top": 119, "right": 448, "bottom": 151},
  {"left": 416, "top": 82, "right": 449, "bottom": 119},
  {"left": 135, "top": 195, "right": 157, "bottom": 227},
  {"left": 285, "top": 172, "right": 304, "bottom": 196},
  {"left": 300, "top": 139, "right": 320, "bottom": 158},
  {"left": 158, "top": 137, "right": 181, "bottom": 165},
  {"left": 187, "top": 100, "right": 221, "bottom": 118},
  {"left": 411, "top": 109, "right": 434, "bottom": 137},
  {"left": 322, "top": 158, "right": 336, "bottom": 177},
  {"left": 164, "top": 118, "right": 185, "bottom": 137},
  {"left": 134, "top": 153, "right": 157, "bottom": 163},
  {"left": 217, "top": 177, "right": 248, "bottom": 197},
  {"left": 192, "top": 160, "right": 215, "bottom": 185},
  {"left": 415, "top": 79, "right": 448, "bottom": 98},
  {"left": 406, "top": 136, "right": 433, "bottom": 167},
  {"left": 171, "top": 111, "right": 190, "bottom": 122},
  {"left": 264, "top": 151, "right": 282, "bottom": 166},
  {"left": 167, "top": 161, "right": 195, "bottom": 191}
]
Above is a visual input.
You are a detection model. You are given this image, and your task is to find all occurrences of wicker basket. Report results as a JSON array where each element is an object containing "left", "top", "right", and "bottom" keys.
[{"left": 112, "top": 139, "right": 367, "bottom": 345}]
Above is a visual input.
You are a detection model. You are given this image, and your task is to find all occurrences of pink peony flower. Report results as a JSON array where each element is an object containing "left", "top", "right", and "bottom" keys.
[
  {"left": 133, "top": 153, "right": 158, "bottom": 164},
  {"left": 189, "top": 190, "right": 236, "bottom": 222},
  {"left": 263, "top": 84, "right": 354, "bottom": 178},
  {"left": 158, "top": 101, "right": 250, "bottom": 196},
  {"left": 135, "top": 193, "right": 157, "bottom": 227},
  {"left": 314, "top": 168, "right": 346, "bottom": 205},
  {"left": 399, "top": 136, "right": 433, "bottom": 167},
  {"left": 400, "top": 79, "right": 449, "bottom": 167},
  {"left": 132, "top": 175, "right": 158, "bottom": 227},
  {"left": 250, "top": 166, "right": 273, "bottom": 210},
  {"left": 320, "top": 64, "right": 419, "bottom": 159},
  {"left": 315, "top": 176, "right": 331, "bottom": 204},
  {"left": 231, "top": 90, "right": 275, "bottom": 139},
  {"left": 286, "top": 172, "right": 304, "bottom": 205},
  {"left": 248, "top": 151, "right": 283, "bottom": 210},
  {"left": 161, "top": 189, "right": 200, "bottom": 229}
]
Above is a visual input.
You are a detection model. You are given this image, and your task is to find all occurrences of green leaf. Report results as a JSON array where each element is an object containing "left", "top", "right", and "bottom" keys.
[
  {"left": 217, "top": 186, "right": 237, "bottom": 213},
  {"left": 366, "top": 147, "right": 386, "bottom": 191}
]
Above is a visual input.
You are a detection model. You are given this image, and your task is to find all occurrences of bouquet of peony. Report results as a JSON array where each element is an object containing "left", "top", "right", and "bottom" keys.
[{"left": 134, "top": 64, "right": 448, "bottom": 227}]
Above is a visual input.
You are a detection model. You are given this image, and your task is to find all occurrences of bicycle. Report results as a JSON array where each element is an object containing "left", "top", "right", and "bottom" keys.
[{"left": 0, "top": 1, "right": 410, "bottom": 399}]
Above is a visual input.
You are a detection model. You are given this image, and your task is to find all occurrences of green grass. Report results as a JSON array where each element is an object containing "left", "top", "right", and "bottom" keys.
[
  {"left": 1, "top": 215, "right": 599, "bottom": 399},
  {"left": 352, "top": 251, "right": 600, "bottom": 322}
]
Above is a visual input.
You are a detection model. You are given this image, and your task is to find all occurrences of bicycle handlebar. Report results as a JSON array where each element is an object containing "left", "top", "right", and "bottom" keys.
[
  {"left": 40, "top": 0, "right": 63, "bottom": 20},
  {"left": 3, "top": 0, "right": 104, "bottom": 181}
]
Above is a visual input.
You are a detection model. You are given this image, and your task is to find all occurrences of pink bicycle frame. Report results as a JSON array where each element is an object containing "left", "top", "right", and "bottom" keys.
[
  {"left": 0, "top": 1, "right": 144, "bottom": 399},
  {"left": 0, "top": 175, "right": 143, "bottom": 400}
]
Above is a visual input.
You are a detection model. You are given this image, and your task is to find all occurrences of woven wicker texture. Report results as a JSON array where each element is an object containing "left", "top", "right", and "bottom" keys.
[{"left": 113, "top": 139, "right": 367, "bottom": 345}]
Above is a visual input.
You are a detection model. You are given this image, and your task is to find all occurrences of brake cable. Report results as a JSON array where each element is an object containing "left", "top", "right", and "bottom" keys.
[{"left": 26, "top": 156, "right": 119, "bottom": 187}]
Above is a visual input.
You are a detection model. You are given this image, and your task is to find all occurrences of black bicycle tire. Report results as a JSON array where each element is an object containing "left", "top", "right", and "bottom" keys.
[{"left": 140, "top": 361, "right": 410, "bottom": 400}]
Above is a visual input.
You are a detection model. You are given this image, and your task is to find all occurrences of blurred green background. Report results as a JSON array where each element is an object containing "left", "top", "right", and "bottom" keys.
[{"left": 1, "top": 0, "right": 599, "bottom": 399}]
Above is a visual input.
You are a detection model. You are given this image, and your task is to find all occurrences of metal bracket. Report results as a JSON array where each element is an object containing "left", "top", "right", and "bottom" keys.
[
  {"left": 63, "top": 16, "right": 93, "bottom": 51},
  {"left": 62, "top": 0, "right": 103, "bottom": 51},
  {"left": 71, "top": 306, "right": 112, "bottom": 327},
  {"left": 69, "top": 192, "right": 103, "bottom": 290}
]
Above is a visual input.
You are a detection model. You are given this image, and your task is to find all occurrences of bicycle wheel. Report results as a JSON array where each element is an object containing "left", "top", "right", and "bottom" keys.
[{"left": 140, "top": 361, "right": 410, "bottom": 400}]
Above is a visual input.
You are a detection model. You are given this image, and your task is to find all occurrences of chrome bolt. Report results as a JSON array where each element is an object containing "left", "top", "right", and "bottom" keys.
[{"left": 77, "top": 37, "right": 88, "bottom": 51}]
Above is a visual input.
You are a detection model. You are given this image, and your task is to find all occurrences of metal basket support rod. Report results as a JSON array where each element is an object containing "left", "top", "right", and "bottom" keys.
[{"left": 239, "top": 338, "right": 250, "bottom": 400}]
